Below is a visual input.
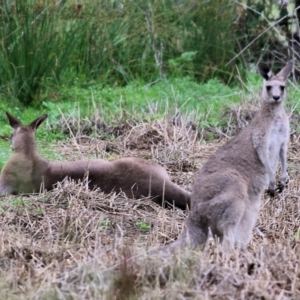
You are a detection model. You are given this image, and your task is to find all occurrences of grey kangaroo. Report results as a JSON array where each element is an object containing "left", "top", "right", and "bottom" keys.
[
  {"left": 164, "top": 61, "right": 293, "bottom": 251},
  {"left": 0, "top": 113, "right": 190, "bottom": 209}
]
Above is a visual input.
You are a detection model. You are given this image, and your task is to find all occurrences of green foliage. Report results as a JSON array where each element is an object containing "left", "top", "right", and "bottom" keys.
[
  {"left": 0, "top": 0, "right": 243, "bottom": 105},
  {"left": 99, "top": 219, "right": 114, "bottom": 230},
  {"left": 236, "top": 0, "right": 291, "bottom": 65},
  {"left": 136, "top": 221, "right": 151, "bottom": 231},
  {"left": 168, "top": 52, "right": 198, "bottom": 77},
  {"left": 56, "top": 77, "right": 241, "bottom": 126},
  {"left": 69, "top": 0, "right": 242, "bottom": 85},
  {"left": 0, "top": 0, "right": 86, "bottom": 105},
  {"left": 292, "top": 230, "right": 300, "bottom": 241},
  {"left": 9, "top": 197, "right": 29, "bottom": 207},
  {"left": 0, "top": 139, "right": 10, "bottom": 171}
]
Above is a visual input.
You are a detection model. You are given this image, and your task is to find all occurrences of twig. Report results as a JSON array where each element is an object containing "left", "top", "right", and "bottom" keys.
[{"left": 145, "top": 9, "right": 165, "bottom": 80}]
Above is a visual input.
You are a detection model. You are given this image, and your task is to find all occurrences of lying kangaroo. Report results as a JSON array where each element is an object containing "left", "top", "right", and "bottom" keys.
[
  {"left": 164, "top": 61, "right": 293, "bottom": 251},
  {"left": 0, "top": 113, "right": 190, "bottom": 209}
]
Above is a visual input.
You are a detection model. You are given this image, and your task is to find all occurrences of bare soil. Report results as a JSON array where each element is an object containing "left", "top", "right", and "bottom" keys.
[{"left": 0, "top": 116, "right": 299, "bottom": 299}]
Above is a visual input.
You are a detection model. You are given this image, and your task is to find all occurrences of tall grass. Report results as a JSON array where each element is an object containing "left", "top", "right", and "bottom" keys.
[
  {"left": 0, "top": 1, "right": 87, "bottom": 105},
  {"left": 0, "top": 0, "right": 243, "bottom": 106},
  {"left": 71, "top": 0, "right": 242, "bottom": 84}
]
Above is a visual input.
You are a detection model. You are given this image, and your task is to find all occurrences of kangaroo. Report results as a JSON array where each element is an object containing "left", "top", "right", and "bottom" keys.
[
  {"left": 0, "top": 113, "right": 191, "bottom": 210},
  {"left": 163, "top": 61, "right": 293, "bottom": 251}
]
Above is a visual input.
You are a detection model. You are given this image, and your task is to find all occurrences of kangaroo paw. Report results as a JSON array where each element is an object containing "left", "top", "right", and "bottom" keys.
[{"left": 276, "top": 182, "right": 285, "bottom": 193}]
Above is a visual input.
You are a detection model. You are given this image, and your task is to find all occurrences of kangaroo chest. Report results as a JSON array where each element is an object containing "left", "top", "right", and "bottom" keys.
[{"left": 268, "top": 114, "right": 289, "bottom": 153}]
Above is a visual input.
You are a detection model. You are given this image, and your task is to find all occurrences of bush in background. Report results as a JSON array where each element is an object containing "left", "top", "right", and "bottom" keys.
[
  {"left": 73, "top": 0, "right": 242, "bottom": 84},
  {"left": 0, "top": 0, "right": 243, "bottom": 106}
]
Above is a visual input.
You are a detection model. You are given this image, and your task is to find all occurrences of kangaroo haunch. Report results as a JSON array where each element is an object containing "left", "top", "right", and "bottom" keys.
[
  {"left": 0, "top": 113, "right": 190, "bottom": 209},
  {"left": 163, "top": 61, "right": 293, "bottom": 251}
]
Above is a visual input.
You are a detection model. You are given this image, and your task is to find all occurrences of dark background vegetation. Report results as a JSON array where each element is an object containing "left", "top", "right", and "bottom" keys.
[{"left": 0, "top": 0, "right": 296, "bottom": 106}]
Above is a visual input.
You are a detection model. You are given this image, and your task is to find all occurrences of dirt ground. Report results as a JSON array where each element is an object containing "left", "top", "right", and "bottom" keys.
[{"left": 0, "top": 116, "right": 299, "bottom": 299}]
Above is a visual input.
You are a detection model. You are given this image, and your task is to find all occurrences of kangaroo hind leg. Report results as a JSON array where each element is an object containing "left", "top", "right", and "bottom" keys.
[
  {"left": 234, "top": 202, "right": 260, "bottom": 250},
  {"left": 164, "top": 217, "right": 208, "bottom": 253},
  {"left": 217, "top": 197, "right": 246, "bottom": 252}
]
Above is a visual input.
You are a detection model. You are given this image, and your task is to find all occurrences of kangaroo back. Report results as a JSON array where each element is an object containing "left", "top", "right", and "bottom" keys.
[{"left": 0, "top": 113, "right": 190, "bottom": 210}]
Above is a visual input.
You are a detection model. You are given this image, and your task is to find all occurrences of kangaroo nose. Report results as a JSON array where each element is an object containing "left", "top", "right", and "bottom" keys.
[{"left": 273, "top": 96, "right": 280, "bottom": 101}]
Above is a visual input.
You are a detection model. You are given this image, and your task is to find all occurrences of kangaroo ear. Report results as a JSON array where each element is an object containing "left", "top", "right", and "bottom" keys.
[
  {"left": 275, "top": 61, "right": 293, "bottom": 81},
  {"left": 5, "top": 112, "right": 22, "bottom": 129},
  {"left": 29, "top": 114, "right": 48, "bottom": 131},
  {"left": 257, "top": 63, "right": 273, "bottom": 80}
]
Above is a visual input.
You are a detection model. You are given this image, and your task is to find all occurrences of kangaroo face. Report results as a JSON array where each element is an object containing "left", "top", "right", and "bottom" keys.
[
  {"left": 258, "top": 62, "right": 293, "bottom": 104},
  {"left": 262, "top": 78, "right": 287, "bottom": 104}
]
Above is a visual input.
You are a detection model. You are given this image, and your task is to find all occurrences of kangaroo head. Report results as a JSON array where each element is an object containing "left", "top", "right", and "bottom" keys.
[
  {"left": 258, "top": 61, "right": 293, "bottom": 104},
  {"left": 5, "top": 112, "right": 48, "bottom": 153}
]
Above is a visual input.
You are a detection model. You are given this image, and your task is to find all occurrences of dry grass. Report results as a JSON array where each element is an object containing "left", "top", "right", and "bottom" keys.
[{"left": 0, "top": 114, "right": 299, "bottom": 299}]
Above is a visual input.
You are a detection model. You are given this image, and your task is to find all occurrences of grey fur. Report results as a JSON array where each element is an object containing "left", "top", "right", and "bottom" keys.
[{"left": 165, "top": 61, "right": 293, "bottom": 251}]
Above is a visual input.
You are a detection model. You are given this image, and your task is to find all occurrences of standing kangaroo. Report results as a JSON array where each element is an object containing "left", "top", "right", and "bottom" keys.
[
  {"left": 164, "top": 61, "right": 293, "bottom": 251},
  {"left": 0, "top": 113, "right": 190, "bottom": 209}
]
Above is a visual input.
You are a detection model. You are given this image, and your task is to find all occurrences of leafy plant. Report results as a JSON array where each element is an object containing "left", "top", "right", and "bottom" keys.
[
  {"left": 168, "top": 51, "right": 198, "bottom": 77},
  {"left": 136, "top": 221, "right": 151, "bottom": 231},
  {"left": 9, "top": 197, "right": 28, "bottom": 207},
  {"left": 0, "top": 0, "right": 244, "bottom": 106},
  {"left": 99, "top": 219, "right": 114, "bottom": 230},
  {"left": 292, "top": 230, "right": 300, "bottom": 241}
]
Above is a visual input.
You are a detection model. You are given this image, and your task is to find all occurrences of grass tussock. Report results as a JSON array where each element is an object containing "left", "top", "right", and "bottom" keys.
[{"left": 0, "top": 116, "right": 299, "bottom": 299}]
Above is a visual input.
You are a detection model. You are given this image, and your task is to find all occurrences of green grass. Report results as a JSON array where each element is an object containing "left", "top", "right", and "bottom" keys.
[
  {"left": 49, "top": 77, "right": 243, "bottom": 124},
  {"left": 0, "top": 76, "right": 241, "bottom": 169},
  {"left": 136, "top": 221, "right": 151, "bottom": 231},
  {"left": 0, "top": 140, "right": 10, "bottom": 170},
  {"left": 1, "top": 76, "right": 244, "bottom": 129},
  {"left": 1, "top": 73, "right": 300, "bottom": 170}
]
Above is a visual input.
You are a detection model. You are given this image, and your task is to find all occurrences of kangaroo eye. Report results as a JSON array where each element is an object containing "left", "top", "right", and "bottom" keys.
[
  {"left": 280, "top": 86, "right": 285, "bottom": 91},
  {"left": 266, "top": 86, "right": 272, "bottom": 92}
]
